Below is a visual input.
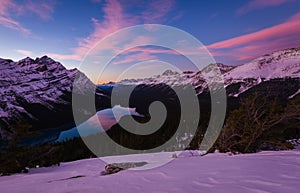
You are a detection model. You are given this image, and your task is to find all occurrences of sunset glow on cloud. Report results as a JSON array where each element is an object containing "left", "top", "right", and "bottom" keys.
[
  {"left": 0, "top": 0, "right": 56, "bottom": 35},
  {"left": 236, "top": 0, "right": 292, "bottom": 15},
  {"left": 47, "top": 0, "right": 176, "bottom": 61},
  {"left": 207, "top": 12, "right": 300, "bottom": 63}
]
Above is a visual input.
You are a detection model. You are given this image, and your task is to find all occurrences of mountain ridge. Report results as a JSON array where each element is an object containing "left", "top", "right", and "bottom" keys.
[
  {"left": 116, "top": 47, "right": 300, "bottom": 98},
  {"left": 0, "top": 55, "right": 109, "bottom": 140}
]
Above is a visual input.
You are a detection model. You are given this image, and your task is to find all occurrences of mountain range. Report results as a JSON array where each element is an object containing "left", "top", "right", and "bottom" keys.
[
  {"left": 118, "top": 47, "right": 300, "bottom": 97},
  {"left": 0, "top": 47, "right": 299, "bottom": 142}
]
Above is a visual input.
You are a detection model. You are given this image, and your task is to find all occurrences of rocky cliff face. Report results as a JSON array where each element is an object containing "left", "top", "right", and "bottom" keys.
[{"left": 0, "top": 56, "right": 109, "bottom": 140}]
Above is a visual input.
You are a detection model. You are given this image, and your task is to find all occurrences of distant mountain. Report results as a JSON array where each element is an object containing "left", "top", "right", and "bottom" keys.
[
  {"left": 0, "top": 56, "right": 109, "bottom": 140},
  {"left": 116, "top": 47, "right": 300, "bottom": 99},
  {"left": 225, "top": 47, "right": 300, "bottom": 80},
  {"left": 104, "top": 48, "right": 299, "bottom": 152}
]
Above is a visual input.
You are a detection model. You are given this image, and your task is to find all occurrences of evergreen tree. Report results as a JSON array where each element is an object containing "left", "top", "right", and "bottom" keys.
[{"left": 217, "top": 93, "right": 299, "bottom": 153}]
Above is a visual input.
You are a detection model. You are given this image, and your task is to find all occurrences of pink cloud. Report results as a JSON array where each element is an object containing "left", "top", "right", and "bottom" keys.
[
  {"left": 111, "top": 43, "right": 212, "bottom": 66},
  {"left": 113, "top": 51, "right": 158, "bottom": 65},
  {"left": 141, "top": 0, "right": 175, "bottom": 23},
  {"left": 49, "top": 0, "right": 176, "bottom": 61},
  {"left": 124, "top": 46, "right": 206, "bottom": 56},
  {"left": 0, "top": 16, "right": 31, "bottom": 34},
  {"left": 15, "top": 49, "right": 33, "bottom": 56},
  {"left": 287, "top": 11, "right": 300, "bottom": 21},
  {"left": 25, "top": 0, "right": 56, "bottom": 21},
  {"left": 46, "top": 53, "right": 81, "bottom": 61},
  {"left": 71, "top": 0, "right": 134, "bottom": 60},
  {"left": 0, "top": 0, "right": 30, "bottom": 34},
  {"left": 237, "top": 0, "right": 292, "bottom": 15},
  {"left": 0, "top": 0, "right": 13, "bottom": 15},
  {"left": 122, "top": 36, "right": 156, "bottom": 49},
  {"left": 129, "top": 47, "right": 178, "bottom": 55},
  {"left": 0, "top": 0, "right": 56, "bottom": 34},
  {"left": 208, "top": 20, "right": 300, "bottom": 49},
  {"left": 109, "top": 44, "right": 208, "bottom": 66},
  {"left": 207, "top": 12, "right": 300, "bottom": 64}
]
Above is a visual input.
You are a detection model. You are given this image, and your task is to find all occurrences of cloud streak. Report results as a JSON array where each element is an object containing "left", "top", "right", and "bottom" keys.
[
  {"left": 15, "top": 49, "right": 33, "bottom": 56},
  {"left": 141, "top": 0, "right": 175, "bottom": 23},
  {"left": 0, "top": 16, "right": 31, "bottom": 34},
  {"left": 25, "top": 0, "right": 56, "bottom": 21},
  {"left": 49, "top": 0, "right": 176, "bottom": 61},
  {"left": 113, "top": 51, "right": 158, "bottom": 65},
  {"left": 0, "top": 0, "right": 30, "bottom": 34},
  {"left": 237, "top": 0, "right": 292, "bottom": 15},
  {"left": 0, "top": 0, "right": 56, "bottom": 34},
  {"left": 207, "top": 12, "right": 300, "bottom": 64}
]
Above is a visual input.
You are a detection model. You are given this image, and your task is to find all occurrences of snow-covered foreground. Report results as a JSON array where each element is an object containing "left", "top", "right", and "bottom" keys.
[{"left": 1, "top": 150, "right": 300, "bottom": 193}]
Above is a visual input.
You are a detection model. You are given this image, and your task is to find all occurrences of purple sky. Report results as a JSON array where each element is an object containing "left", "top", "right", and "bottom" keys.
[{"left": 1, "top": 0, "right": 300, "bottom": 82}]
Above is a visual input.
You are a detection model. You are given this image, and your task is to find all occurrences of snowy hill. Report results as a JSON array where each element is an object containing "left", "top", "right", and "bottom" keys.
[
  {"left": 0, "top": 56, "right": 109, "bottom": 140},
  {"left": 0, "top": 150, "right": 299, "bottom": 193},
  {"left": 119, "top": 48, "right": 300, "bottom": 85},
  {"left": 117, "top": 63, "right": 235, "bottom": 91},
  {"left": 116, "top": 47, "right": 300, "bottom": 97},
  {"left": 223, "top": 48, "right": 300, "bottom": 97},
  {"left": 225, "top": 47, "right": 300, "bottom": 80}
]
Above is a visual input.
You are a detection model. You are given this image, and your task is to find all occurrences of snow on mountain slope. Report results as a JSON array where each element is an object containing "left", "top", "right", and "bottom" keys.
[
  {"left": 116, "top": 48, "right": 300, "bottom": 97},
  {"left": 224, "top": 48, "right": 300, "bottom": 80},
  {"left": 118, "top": 63, "right": 235, "bottom": 87},
  {"left": 223, "top": 48, "right": 300, "bottom": 96},
  {"left": 0, "top": 56, "right": 101, "bottom": 139},
  {"left": 0, "top": 150, "right": 299, "bottom": 193}
]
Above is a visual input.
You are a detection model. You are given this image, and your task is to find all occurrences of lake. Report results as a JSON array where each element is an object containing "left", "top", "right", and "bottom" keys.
[{"left": 56, "top": 105, "right": 143, "bottom": 142}]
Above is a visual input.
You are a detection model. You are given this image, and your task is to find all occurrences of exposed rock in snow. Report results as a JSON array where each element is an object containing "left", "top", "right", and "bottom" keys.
[{"left": 0, "top": 56, "right": 109, "bottom": 140}]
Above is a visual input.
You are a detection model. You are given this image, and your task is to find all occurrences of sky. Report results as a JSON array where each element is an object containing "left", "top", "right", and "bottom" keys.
[{"left": 1, "top": 0, "right": 300, "bottom": 83}]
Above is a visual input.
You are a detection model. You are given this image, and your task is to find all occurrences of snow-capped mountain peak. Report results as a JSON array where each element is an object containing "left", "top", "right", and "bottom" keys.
[
  {"left": 0, "top": 56, "right": 104, "bottom": 139},
  {"left": 115, "top": 47, "right": 300, "bottom": 98},
  {"left": 162, "top": 69, "right": 179, "bottom": 76},
  {"left": 224, "top": 47, "right": 300, "bottom": 80}
]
